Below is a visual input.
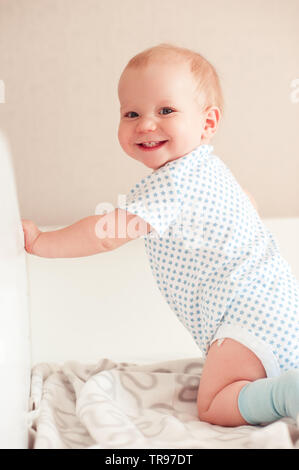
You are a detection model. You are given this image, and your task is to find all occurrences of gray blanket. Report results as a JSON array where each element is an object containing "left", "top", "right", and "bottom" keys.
[{"left": 28, "top": 357, "right": 299, "bottom": 449}]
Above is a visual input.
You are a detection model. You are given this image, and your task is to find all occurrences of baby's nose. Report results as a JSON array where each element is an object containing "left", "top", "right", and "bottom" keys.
[{"left": 136, "top": 116, "right": 157, "bottom": 133}]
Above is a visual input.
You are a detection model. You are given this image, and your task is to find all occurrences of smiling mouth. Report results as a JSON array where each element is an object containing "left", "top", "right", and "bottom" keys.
[{"left": 137, "top": 140, "right": 168, "bottom": 150}]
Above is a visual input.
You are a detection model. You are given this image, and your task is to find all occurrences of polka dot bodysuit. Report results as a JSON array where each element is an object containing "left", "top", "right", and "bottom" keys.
[{"left": 122, "top": 144, "right": 299, "bottom": 377}]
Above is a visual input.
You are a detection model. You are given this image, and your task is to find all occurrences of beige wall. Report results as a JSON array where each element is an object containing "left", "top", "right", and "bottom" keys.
[{"left": 0, "top": 0, "right": 298, "bottom": 225}]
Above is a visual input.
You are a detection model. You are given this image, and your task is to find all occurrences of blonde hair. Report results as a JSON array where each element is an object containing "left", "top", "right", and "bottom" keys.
[{"left": 124, "top": 43, "right": 224, "bottom": 116}]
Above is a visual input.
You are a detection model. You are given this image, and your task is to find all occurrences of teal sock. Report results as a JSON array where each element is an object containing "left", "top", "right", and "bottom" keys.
[{"left": 238, "top": 369, "right": 299, "bottom": 425}]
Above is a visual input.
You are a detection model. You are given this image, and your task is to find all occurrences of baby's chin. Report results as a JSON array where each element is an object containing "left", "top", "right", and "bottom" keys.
[
  {"left": 127, "top": 149, "right": 168, "bottom": 169},
  {"left": 127, "top": 141, "right": 203, "bottom": 169},
  {"left": 136, "top": 152, "right": 182, "bottom": 170}
]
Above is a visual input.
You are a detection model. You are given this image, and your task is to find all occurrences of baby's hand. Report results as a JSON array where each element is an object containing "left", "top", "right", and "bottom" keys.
[{"left": 21, "top": 219, "right": 42, "bottom": 254}]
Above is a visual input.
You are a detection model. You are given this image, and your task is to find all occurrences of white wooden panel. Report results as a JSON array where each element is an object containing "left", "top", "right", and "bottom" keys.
[{"left": 0, "top": 130, "right": 31, "bottom": 448}]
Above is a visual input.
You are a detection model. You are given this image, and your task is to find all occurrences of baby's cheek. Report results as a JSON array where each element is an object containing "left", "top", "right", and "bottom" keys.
[
  {"left": 118, "top": 128, "right": 136, "bottom": 159},
  {"left": 118, "top": 125, "right": 129, "bottom": 149}
]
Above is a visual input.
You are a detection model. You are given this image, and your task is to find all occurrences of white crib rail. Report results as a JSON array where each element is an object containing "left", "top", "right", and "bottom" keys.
[{"left": 0, "top": 130, "right": 31, "bottom": 449}]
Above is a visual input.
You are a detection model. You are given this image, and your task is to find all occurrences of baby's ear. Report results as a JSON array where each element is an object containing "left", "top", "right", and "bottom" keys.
[{"left": 201, "top": 106, "right": 221, "bottom": 141}]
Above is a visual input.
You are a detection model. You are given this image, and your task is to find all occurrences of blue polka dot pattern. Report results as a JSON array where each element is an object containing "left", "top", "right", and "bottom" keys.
[{"left": 121, "top": 144, "right": 299, "bottom": 374}]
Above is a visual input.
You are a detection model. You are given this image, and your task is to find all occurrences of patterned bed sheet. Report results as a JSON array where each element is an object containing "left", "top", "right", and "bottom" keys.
[{"left": 27, "top": 357, "right": 299, "bottom": 449}]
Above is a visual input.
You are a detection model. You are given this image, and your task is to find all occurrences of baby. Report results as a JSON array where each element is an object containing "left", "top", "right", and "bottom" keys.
[{"left": 22, "top": 44, "right": 299, "bottom": 427}]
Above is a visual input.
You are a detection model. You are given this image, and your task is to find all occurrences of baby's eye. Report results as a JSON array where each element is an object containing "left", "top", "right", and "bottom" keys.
[
  {"left": 159, "top": 107, "right": 174, "bottom": 115},
  {"left": 124, "top": 111, "right": 139, "bottom": 118}
]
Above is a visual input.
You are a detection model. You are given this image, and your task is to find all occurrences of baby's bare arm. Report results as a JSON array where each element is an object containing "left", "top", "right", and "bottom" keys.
[
  {"left": 22, "top": 210, "right": 151, "bottom": 258},
  {"left": 32, "top": 216, "right": 111, "bottom": 258},
  {"left": 22, "top": 216, "right": 111, "bottom": 258}
]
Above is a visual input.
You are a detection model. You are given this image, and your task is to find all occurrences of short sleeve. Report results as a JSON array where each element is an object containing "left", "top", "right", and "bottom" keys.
[{"left": 119, "top": 166, "right": 181, "bottom": 237}]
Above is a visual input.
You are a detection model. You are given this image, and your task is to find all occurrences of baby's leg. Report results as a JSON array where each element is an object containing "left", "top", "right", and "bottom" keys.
[{"left": 197, "top": 338, "right": 266, "bottom": 426}]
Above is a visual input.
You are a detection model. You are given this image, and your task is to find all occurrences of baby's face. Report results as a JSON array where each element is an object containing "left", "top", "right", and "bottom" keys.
[{"left": 118, "top": 60, "right": 208, "bottom": 170}]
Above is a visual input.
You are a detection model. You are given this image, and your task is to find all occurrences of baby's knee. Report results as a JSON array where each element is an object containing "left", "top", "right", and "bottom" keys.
[
  {"left": 196, "top": 395, "right": 213, "bottom": 423},
  {"left": 196, "top": 389, "right": 208, "bottom": 421}
]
